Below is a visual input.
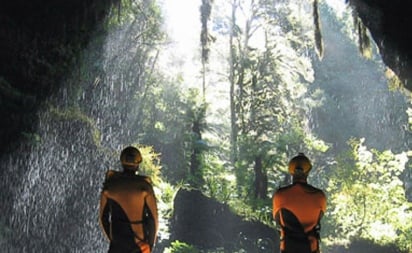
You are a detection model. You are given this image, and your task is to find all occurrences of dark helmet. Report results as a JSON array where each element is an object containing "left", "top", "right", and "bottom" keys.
[
  {"left": 120, "top": 146, "right": 142, "bottom": 169},
  {"left": 288, "top": 153, "right": 312, "bottom": 176}
]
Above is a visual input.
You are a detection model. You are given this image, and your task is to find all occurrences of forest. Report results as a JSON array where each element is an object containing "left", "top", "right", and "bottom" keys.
[{"left": 0, "top": 0, "right": 411, "bottom": 252}]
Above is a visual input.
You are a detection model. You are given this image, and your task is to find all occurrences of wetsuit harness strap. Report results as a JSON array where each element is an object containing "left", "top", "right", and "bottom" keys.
[
  {"left": 130, "top": 219, "right": 149, "bottom": 244},
  {"left": 109, "top": 217, "right": 147, "bottom": 243},
  {"left": 277, "top": 209, "right": 322, "bottom": 253},
  {"left": 129, "top": 220, "right": 144, "bottom": 224}
]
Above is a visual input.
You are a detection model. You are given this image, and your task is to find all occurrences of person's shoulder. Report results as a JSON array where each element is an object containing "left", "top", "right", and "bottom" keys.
[
  {"left": 275, "top": 184, "right": 294, "bottom": 194},
  {"left": 135, "top": 174, "right": 153, "bottom": 184},
  {"left": 102, "top": 170, "right": 122, "bottom": 190},
  {"left": 133, "top": 175, "right": 155, "bottom": 193},
  {"left": 132, "top": 174, "right": 155, "bottom": 190},
  {"left": 304, "top": 183, "right": 326, "bottom": 195},
  {"left": 105, "top": 169, "right": 119, "bottom": 179}
]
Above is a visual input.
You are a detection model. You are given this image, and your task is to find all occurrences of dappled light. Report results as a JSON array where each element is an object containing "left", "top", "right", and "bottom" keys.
[{"left": 0, "top": 0, "right": 411, "bottom": 252}]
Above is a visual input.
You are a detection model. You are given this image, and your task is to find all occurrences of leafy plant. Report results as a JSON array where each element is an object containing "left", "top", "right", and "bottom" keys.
[
  {"left": 164, "top": 240, "right": 200, "bottom": 253},
  {"left": 325, "top": 138, "right": 412, "bottom": 251}
]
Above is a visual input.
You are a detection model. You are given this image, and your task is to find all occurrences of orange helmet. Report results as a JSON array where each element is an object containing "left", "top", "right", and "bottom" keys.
[
  {"left": 288, "top": 153, "right": 312, "bottom": 176},
  {"left": 120, "top": 146, "right": 142, "bottom": 169}
]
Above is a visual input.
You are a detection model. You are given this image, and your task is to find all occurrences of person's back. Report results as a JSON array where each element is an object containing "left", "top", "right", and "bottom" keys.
[
  {"left": 273, "top": 182, "right": 326, "bottom": 252},
  {"left": 272, "top": 153, "right": 326, "bottom": 253},
  {"left": 99, "top": 146, "right": 158, "bottom": 253}
]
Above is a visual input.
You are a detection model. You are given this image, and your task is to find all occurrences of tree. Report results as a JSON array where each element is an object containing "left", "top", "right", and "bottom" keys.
[
  {"left": 229, "top": 0, "right": 240, "bottom": 168},
  {"left": 225, "top": 0, "right": 323, "bottom": 200},
  {"left": 200, "top": 0, "right": 214, "bottom": 97}
]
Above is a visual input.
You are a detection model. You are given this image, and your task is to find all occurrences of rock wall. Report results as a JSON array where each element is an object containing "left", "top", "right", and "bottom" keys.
[
  {"left": 170, "top": 188, "right": 278, "bottom": 251},
  {"left": 349, "top": 0, "right": 412, "bottom": 91}
]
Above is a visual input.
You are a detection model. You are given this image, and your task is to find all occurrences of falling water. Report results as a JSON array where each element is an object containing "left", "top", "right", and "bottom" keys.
[
  {"left": 2, "top": 114, "right": 109, "bottom": 252},
  {"left": 0, "top": 13, "right": 157, "bottom": 252}
]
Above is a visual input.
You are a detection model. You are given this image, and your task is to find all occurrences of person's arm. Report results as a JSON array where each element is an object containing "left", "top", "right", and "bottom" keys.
[
  {"left": 146, "top": 187, "right": 159, "bottom": 243},
  {"left": 323, "top": 193, "right": 327, "bottom": 212},
  {"left": 272, "top": 191, "right": 281, "bottom": 220},
  {"left": 99, "top": 192, "right": 111, "bottom": 241},
  {"left": 143, "top": 177, "right": 158, "bottom": 235},
  {"left": 320, "top": 191, "right": 327, "bottom": 213}
]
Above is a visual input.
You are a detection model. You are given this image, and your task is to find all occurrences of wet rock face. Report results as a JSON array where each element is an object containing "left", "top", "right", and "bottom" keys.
[{"left": 170, "top": 188, "right": 278, "bottom": 251}]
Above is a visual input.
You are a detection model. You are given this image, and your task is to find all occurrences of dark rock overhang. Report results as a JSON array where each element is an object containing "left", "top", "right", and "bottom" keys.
[{"left": 348, "top": 0, "right": 412, "bottom": 91}]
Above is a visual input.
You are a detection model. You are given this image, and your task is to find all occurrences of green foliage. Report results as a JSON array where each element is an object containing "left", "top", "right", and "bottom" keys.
[
  {"left": 164, "top": 240, "right": 200, "bottom": 253},
  {"left": 137, "top": 71, "right": 210, "bottom": 187},
  {"left": 326, "top": 138, "right": 412, "bottom": 251},
  {"left": 202, "top": 153, "right": 236, "bottom": 204},
  {"left": 137, "top": 145, "right": 162, "bottom": 185},
  {"left": 386, "top": 68, "right": 406, "bottom": 91},
  {"left": 129, "top": 144, "right": 177, "bottom": 242},
  {"left": 136, "top": 74, "right": 189, "bottom": 181},
  {"left": 226, "top": 0, "right": 328, "bottom": 202},
  {"left": 156, "top": 181, "right": 176, "bottom": 219},
  {"left": 229, "top": 197, "right": 274, "bottom": 227},
  {"left": 107, "top": 0, "right": 163, "bottom": 37},
  {"left": 155, "top": 182, "right": 177, "bottom": 243},
  {"left": 184, "top": 89, "right": 209, "bottom": 187}
]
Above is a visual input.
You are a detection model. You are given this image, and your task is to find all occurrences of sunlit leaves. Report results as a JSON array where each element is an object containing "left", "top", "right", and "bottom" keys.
[
  {"left": 107, "top": 0, "right": 163, "bottom": 32},
  {"left": 137, "top": 144, "right": 163, "bottom": 185},
  {"left": 202, "top": 153, "right": 236, "bottom": 203},
  {"left": 407, "top": 100, "right": 412, "bottom": 131},
  {"left": 228, "top": 0, "right": 322, "bottom": 199},
  {"left": 164, "top": 240, "right": 199, "bottom": 253},
  {"left": 326, "top": 138, "right": 412, "bottom": 250}
]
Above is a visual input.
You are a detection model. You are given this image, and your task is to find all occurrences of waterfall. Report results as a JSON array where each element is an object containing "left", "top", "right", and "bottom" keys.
[
  {"left": 0, "top": 12, "right": 158, "bottom": 252},
  {"left": 2, "top": 114, "right": 109, "bottom": 252}
]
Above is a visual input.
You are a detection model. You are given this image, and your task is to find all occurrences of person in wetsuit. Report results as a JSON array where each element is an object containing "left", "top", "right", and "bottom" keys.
[
  {"left": 99, "top": 146, "right": 158, "bottom": 253},
  {"left": 272, "top": 153, "right": 326, "bottom": 253}
]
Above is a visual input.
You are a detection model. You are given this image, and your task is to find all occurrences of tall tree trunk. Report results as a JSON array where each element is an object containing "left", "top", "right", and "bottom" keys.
[
  {"left": 190, "top": 118, "right": 203, "bottom": 186},
  {"left": 200, "top": 0, "right": 212, "bottom": 98},
  {"left": 229, "top": 0, "right": 238, "bottom": 165},
  {"left": 254, "top": 156, "right": 268, "bottom": 199}
]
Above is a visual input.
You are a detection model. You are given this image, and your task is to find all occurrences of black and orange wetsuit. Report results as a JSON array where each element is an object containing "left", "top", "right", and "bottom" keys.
[
  {"left": 272, "top": 180, "right": 326, "bottom": 253},
  {"left": 99, "top": 170, "right": 158, "bottom": 253}
]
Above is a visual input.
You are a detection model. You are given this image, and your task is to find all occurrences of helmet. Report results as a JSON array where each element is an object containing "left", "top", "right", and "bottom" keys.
[
  {"left": 288, "top": 153, "right": 312, "bottom": 176},
  {"left": 120, "top": 146, "right": 142, "bottom": 169}
]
